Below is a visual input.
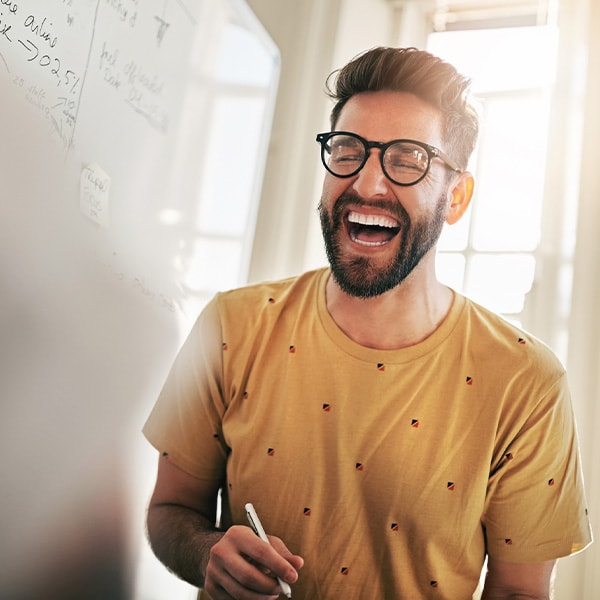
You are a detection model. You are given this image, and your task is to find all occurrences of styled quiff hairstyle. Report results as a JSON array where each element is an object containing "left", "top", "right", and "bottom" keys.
[{"left": 326, "top": 47, "right": 479, "bottom": 170}]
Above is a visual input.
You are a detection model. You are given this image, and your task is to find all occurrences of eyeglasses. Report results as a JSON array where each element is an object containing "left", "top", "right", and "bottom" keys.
[{"left": 316, "top": 131, "right": 462, "bottom": 187}]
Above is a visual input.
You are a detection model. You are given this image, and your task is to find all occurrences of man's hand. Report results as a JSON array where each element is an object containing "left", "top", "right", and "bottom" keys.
[
  {"left": 205, "top": 525, "right": 303, "bottom": 599},
  {"left": 146, "top": 454, "right": 303, "bottom": 597}
]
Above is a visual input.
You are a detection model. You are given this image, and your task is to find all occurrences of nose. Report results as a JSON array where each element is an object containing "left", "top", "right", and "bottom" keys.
[{"left": 352, "top": 151, "right": 390, "bottom": 198}]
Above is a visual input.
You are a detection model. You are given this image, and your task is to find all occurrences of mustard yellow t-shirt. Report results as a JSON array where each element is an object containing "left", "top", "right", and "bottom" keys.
[{"left": 143, "top": 268, "right": 592, "bottom": 599}]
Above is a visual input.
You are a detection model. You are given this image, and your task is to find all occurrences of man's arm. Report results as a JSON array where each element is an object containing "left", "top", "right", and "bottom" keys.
[
  {"left": 146, "top": 453, "right": 223, "bottom": 587},
  {"left": 146, "top": 453, "right": 302, "bottom": 598},
  {"left": 481, "top": 558, "right": 556, "bottom": 600}
]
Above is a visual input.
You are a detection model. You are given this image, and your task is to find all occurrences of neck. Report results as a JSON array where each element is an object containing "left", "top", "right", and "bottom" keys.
[{"left": 325, "top": 266, "right": 453, "bottom": 351}]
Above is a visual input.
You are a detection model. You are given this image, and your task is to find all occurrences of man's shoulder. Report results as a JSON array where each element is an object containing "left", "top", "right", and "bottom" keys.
[
  {"left": 459, "top": 294, "right": 565, "bottom": 376},
  {"left": 215, "top": 267, "right": 327, "bottom": 317}
]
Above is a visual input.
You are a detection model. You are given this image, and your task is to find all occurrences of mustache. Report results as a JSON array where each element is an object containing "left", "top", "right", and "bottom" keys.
[{"left": 323, "top": 191, "right": 409, "bottom": 225}]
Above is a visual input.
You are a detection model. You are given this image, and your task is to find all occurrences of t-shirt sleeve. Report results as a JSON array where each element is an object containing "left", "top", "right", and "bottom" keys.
[
  {"left": 143, "top": 295, "right": 229, "bottom": 480},
  {"left": 483, "top": 372, "right": 592, "bottom": 562}
]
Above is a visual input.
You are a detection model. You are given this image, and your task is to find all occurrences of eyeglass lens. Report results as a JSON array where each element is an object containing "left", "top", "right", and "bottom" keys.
[{"left": 323, "top": 133, "right": 430, "bottom": 185}]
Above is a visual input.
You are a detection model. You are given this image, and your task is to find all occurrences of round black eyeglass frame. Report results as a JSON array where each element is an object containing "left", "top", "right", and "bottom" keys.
[{"left": 316, "top": 131, "right": 462, "bottom": 187}]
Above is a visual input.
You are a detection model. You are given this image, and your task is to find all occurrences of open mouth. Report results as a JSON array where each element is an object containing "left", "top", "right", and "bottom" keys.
[{"left": 346, "top": 210, "right": 401, "bottom": 247}]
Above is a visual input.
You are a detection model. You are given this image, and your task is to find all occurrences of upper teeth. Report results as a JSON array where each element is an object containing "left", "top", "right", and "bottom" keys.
[{"left": 348, "top": 211, "right": 398, "bottom": 228}]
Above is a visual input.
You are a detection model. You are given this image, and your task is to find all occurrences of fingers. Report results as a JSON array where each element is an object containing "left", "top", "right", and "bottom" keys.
[
  {"left": 269, "top": 536, "right": 304, "bottom": 573},
  {"left": 204, "top": 525, "right": 302, "bottom": 600}
]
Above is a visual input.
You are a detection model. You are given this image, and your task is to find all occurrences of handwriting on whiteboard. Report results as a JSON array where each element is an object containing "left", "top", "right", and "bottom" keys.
[
  {"left": 1, "top": 2, "right": 88, "bottom": 150},
  {"left": 0, "top": 0, "right": 173, "bottom": 151},
  {"left": 80, "top": 162, "right": 111, "bottom": 228},
  {"left": 99, "top": 40, "right": 168, "bottom": 133}
]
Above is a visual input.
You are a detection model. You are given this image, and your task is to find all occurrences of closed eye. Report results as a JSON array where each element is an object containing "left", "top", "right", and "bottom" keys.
[
  {"left": 332, "top": 154, "right": 363, "bottom": 163},
  {"left": 388, "top": 159, "right": 424, "bottom": 172}
]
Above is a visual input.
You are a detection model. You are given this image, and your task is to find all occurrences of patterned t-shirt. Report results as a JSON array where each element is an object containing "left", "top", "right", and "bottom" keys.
[{"left": 143, "top": 268, "right": 592, "bottom": 599}]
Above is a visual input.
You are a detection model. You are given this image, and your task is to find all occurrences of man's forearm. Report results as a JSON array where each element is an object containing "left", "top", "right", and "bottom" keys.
[
  {"left": 480, "top": 558, "right": 555, "bottom": 600},
  {"left": 146, "top": 503, "right": 224, "bottom": 588}
]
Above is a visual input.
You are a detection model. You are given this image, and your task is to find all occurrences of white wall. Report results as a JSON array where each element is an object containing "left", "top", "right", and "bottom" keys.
[{"left": 245, "top": 0, "right": 342, "bottom": 283}]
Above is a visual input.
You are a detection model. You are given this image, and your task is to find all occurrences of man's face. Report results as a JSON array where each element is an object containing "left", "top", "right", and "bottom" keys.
[{"left": 319, "top": 90, "right": 454, "bottom": 298}]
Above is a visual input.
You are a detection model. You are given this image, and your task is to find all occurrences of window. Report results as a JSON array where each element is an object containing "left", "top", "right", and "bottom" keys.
[{"left": 429, "top": 25, "right": 560, "bottom": 333}]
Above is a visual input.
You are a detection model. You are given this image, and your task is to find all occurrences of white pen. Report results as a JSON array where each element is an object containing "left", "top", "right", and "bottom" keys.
[{"left": 245, "top": 502, "right": 293, "bottom": 599}]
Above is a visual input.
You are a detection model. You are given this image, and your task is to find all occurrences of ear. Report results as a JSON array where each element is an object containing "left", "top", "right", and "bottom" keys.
[{"left": 445, "top": 172, "right": 474, "bottom": 225}]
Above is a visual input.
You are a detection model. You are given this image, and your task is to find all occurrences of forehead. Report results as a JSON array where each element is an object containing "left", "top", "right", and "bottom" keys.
[{"left": 335, "top": 91, "right": 444, "bottom": 145}]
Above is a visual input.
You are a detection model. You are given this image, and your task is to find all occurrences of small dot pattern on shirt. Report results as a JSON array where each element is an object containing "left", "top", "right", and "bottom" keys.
[{"left": 212, "top": 292, "right": 573, "bottom": 595}]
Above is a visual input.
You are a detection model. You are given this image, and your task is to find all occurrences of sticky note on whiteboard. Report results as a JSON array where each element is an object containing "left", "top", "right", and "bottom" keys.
[{"left": 80, "top": 163, "right": 111, "bottom": 228}]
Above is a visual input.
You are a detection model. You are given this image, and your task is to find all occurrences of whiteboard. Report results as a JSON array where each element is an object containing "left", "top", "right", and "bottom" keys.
[
  {"left": 3, "top": 0, "right": 192, "bottom": 304},
  {"left": 1, "top": 0, "right": 279, "bottom": 315},
  {"left": 0, "top": 1, "right": 279, "bottom": 598}
]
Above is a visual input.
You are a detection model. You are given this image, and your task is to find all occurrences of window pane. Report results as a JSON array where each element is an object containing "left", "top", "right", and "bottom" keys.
[
  {"left": 465, "top": 254, "right": 536, "bottom": 315},
  {"left": 428, "top": 26, "right": 558, "bottom": 94},
  {"left": 471, "top": 94, "right": 548, "bottom": 251},
  {"left": 436, "top": 252, "right": 466, "bottom": 291},
  {"left": 438, "top": 209, "right": 472, "bottom": 251}
]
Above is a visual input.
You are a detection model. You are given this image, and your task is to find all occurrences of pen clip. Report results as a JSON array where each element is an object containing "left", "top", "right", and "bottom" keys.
[{"left": 247, "top": 512, "right": 259, "bottom": 536}]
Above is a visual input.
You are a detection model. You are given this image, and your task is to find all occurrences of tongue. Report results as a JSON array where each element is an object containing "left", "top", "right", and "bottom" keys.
[{"left": 352, "top": 224, "right": 398, "bottom": 244}]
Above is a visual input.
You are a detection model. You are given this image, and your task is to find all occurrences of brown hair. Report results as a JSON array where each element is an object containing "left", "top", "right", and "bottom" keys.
[{"left": 326, "top": 47, "right": 479, "bottom": 170}]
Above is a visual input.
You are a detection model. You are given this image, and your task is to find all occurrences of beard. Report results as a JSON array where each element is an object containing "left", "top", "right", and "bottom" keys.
[{"left": 318, "top": 191, "right": 447, "bottom": 298}]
